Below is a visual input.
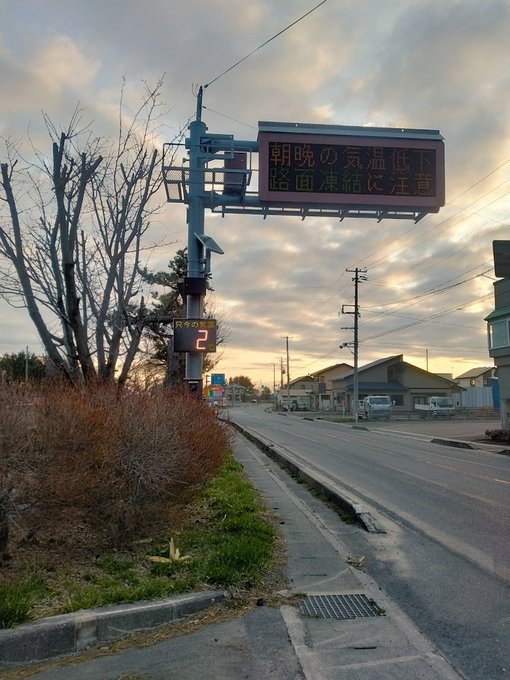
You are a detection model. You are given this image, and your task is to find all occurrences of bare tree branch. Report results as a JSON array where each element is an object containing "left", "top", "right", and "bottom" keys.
[{"left": 0, "top": 78, "right": 180, "bottom": 384}]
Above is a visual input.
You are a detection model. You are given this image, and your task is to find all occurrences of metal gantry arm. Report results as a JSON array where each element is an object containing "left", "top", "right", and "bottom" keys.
[
  {"left": 162, "top": 135, "right": 432, "bottom": 223},
  {"left": 162, "top": 94, "right": 443, "bottom": 394}
]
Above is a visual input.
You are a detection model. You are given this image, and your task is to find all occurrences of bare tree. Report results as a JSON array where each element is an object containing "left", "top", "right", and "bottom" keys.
[{"left": 0, "top": 79, "right": 181, "bottom": 383}]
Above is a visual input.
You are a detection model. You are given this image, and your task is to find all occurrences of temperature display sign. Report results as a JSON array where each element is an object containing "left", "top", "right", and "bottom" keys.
[{"left": 173, "top": 319, "right": 217, "bottom": 353}]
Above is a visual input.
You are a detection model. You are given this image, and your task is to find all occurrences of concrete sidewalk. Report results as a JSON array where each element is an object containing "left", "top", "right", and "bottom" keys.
[{"left": 0, "top": 431, "right": 466, "bottom": 679}]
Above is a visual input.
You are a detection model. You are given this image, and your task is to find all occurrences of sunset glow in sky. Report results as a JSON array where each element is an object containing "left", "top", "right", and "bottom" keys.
[{"left": 1, "top": 0, "right": 509, "bottom": 388}]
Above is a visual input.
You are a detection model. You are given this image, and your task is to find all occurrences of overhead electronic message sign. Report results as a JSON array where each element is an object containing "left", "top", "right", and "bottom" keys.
[
  {"left": 258, "top": 122, "right": 445, "bottom": 211},
  {"left": 173, "top": 319, "right": 217, "bottom": 353}
]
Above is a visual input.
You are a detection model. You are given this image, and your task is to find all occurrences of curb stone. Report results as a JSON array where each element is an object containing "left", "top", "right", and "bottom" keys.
[
  {"left": 230, "top": 421, "right": 386, "bottom": 534},
  {"left": 0, "top": 590, "right": 228, "bottom": 665}
]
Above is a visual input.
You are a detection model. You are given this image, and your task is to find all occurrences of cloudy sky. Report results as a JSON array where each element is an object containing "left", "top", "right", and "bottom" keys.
[{"left": 1, "top": 0, "right": 509, "bottom": 388}]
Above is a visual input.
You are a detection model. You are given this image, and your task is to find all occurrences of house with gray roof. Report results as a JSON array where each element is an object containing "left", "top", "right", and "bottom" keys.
[
  {"left": 454, "top": 366, "right": 497, "bottom": 409},
  {"left": 455, "top": 367, "right": 495, "bottom": 388},
  {"left": 331, "top": 354, "right": 461, "bottom": 414},
  {"left": 309, "top": 363, "right": 353, "bottom": 411},
  {"left": 277, "top": 363, "right": 353, "bottom": 411}
]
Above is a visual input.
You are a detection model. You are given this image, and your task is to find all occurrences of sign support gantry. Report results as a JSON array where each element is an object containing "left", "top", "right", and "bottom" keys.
[{"left": 163, "top": 93, "right": 445, "bottom": 393}]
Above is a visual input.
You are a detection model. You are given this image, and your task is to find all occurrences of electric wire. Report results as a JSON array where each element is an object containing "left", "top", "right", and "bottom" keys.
[
  {"left": 391, "top": 183, "right": 510, "bottom": 273},
  {"left": 277, "top": 251, "right": 494, "bottom": 363},
  {"left": 266, "top": 258, "right": 494, "bottom": 372},
  {"left": 335, "top": 174, "right": 509, "bottom": 339},
  {"left": 361, "top": 294, "right": 493, "bottom": 344},
  {"left": 202, "top": 105, "right": 258, "bottom": 131},
  {"left": 363, "top": 262, "right": 494, "bottom": 309},
  {"left": 297, "top": 267, "right": 495, "bottom": 371},
  {"left": 350, "top": 157, "right": 510, "bottom": 271},
  {"left": 204, "top": 0, "right": 329, "bottom": 88},
  {"left": 364, "top": 266, "right": 493, "bottom": 309},
  {"left": 290, "top": 167, "right": 508, "bottom": 371}
]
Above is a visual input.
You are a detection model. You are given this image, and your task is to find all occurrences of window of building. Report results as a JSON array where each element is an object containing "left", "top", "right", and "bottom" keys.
[
  {"left": 391, "top": 394, "right": 404, "bottom": 406},
  {"left": 488, "top": 319, "right": 510, "bottom": 349},
  {"left": 470, "top": 378, "right": 476, "bottom": 387}
]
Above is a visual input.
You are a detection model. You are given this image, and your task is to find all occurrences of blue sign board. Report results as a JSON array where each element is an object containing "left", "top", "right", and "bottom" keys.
[{"left": 211, "top": 373, "right": 225, "bottom": 386}]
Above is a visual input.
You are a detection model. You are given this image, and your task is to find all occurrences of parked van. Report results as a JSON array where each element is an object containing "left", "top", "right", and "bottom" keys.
[{"left": 363, "top": 395, "right": 392, "bottom": 420}]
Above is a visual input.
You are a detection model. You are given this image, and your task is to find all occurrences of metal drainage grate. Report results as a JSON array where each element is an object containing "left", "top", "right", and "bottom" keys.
[{"left": 299, "top": 594, "right": 384, "bottom": 620}]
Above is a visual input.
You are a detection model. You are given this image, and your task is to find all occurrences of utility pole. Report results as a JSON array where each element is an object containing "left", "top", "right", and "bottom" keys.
[
  {"left": 282, "top": 336, "right": 292, "bottom": 410},
  {"left": 185, "top": 87, "right": 207, "bottom": 394},
  {"left": 341, "top": 268, "right": 367, "bottom": 421},
  {"left": 273, "top": 363, "right": 277, "bottom": 410}
]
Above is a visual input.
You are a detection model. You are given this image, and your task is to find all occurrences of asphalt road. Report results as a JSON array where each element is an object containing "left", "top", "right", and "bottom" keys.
[{"left": 227, "top": 406, "right": 510, "bottom": 680}]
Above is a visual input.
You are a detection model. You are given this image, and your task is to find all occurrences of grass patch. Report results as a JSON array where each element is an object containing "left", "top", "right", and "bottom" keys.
[
  {"left": 0, "top": 575, "right": 47, "bottom": 628},
  {"left": 179, "top": 458, "right": 276, "bottom": 588},
  {"left": 0, "top": 456, "right": 279, "bottom": 627}
]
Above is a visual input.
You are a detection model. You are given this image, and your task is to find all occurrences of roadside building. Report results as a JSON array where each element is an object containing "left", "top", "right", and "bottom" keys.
[
  {"left": 485, "top": 273, "right": 510, "bottom": 429},
  {"left": 276, "top": 364, "right": 354, "bottom": 411},
  {"left": 277, "top": 375, "right": 315, "bottom": 411},
  {"left": 454, "top": 367, "right": 497, "bottom": 409},
  {"left": 223, "top": 382, "right": 247, "bottom": 406},
  {"left": 331, "top": 354, "right": 461, "bottom": 415},
  {"left": 309, "top": 363, "right": 353, "bottom": 411},
  {"left": 455, "top": 367, "right": 495, "bottom": 389}
]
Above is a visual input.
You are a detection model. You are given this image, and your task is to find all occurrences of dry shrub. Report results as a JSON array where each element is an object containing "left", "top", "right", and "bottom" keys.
[
  {"left": 0, "top": 382, "right": 231, "bottom": 559},
  {"left": 108, "top": 387, "right": 231, "bottom": 543}
]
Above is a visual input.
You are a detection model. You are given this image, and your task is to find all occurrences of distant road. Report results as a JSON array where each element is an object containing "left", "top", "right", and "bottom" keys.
[{"left": 227, "top": 406, "right": 510, "bottom": 680}]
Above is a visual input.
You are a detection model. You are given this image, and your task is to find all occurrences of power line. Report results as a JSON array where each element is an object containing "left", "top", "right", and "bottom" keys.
[
  {"left": 363, "top": 266, "right": 493, "bottom": 312},
  {"left": 361, "top": 294, "right": 493, "bottom": 344},
  {"left": 364, "top": 310, "right": 485, "bottom": 331},
  {"left": 202, "top": 105, "right": 258, "bottom": 130},
  {"left": 348, "top": 158, "right": 510, "bottom": 268},
  {"left": 204, "top": 0, "right": 328, "bottom": 88}
]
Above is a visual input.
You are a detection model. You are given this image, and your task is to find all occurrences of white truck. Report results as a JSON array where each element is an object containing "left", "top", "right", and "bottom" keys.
[
  {"left": 415, "top": 396, "right": 455, "bottom": 418},
  {"left": 363, "top": 395, "right": 392, "bottom": 420}
]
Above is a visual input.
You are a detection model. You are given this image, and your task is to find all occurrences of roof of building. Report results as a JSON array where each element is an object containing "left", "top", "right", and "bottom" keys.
[
  {"left": 289, "top": 375, "right": 314, "bottom": 386},
  {"left": 310, "top": 363, "right": 352, "bottom": 377},
  {"left": 339, "top": 354, "right": 403, "bottom": 380},
  {"left": 455, "top": 367, "right": 494, "bottom": 380},
  {"left": 339, "top": 354, "right": 459, "bottom": 387},
  {"left": 351, "top": 355, "right": 403, "bottom": 374}
]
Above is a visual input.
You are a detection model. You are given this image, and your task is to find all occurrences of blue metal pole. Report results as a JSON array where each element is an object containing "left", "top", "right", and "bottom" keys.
[{"left": 186, "top": 87, "right": 207, "bottom": 389}]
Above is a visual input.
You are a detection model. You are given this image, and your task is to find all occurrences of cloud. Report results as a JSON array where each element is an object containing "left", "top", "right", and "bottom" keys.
[
  {"left": 0, "top": 0, "right": 508, "bottom": 386},
  {"left": 29, "top": 34, "right": 100, "bottom": 96}
]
